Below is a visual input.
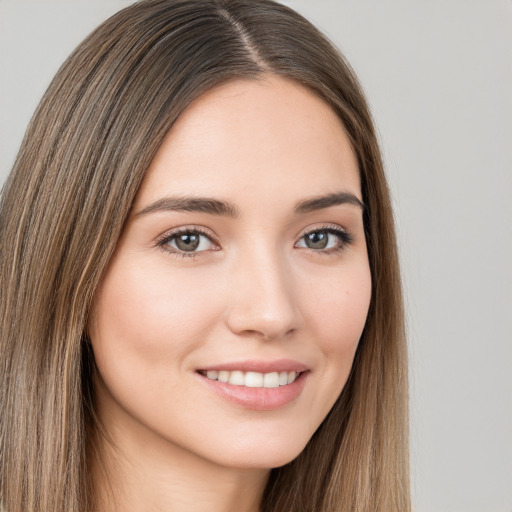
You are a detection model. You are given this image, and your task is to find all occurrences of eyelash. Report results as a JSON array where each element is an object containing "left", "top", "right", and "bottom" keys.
[
  {"left": 296, "top": 225, "right": 354, "bottom": 255},
  {"left": 155, "top": 224, "right": 353, "bottom": 259},
  {"left": 155, "top": 226, "right": 218, "bottom": 259}
]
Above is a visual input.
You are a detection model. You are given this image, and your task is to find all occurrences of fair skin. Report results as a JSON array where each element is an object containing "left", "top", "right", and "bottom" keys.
[{"left": 88, "top": 75, "right": 372, "bottom": 512}]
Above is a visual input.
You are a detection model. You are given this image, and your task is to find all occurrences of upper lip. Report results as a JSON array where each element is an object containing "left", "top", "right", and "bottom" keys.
[{"left": 198, "top": 359, "right": 309, "bottom": 373}]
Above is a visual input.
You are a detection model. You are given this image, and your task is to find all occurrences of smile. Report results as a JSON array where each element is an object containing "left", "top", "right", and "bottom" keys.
[
  {"left": 200, "top": 370, "right": 300, "bottom": 388},
  {"left": 196, "top": 359, "right": 310, "bottom": 410}
]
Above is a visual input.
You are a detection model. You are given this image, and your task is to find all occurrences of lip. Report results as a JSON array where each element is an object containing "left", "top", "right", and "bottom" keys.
[
  {"left": 198, "top": 358, "right": 309, "bottom": 373},
  {"left": 196, "top": 359, "right": 310, "bottom": 411}
]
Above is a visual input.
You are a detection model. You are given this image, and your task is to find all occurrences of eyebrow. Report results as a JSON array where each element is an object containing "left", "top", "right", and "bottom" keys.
[
  {"left": 135, "top": 196, "right": 240, "bottom": 217},
  {"left": 135, "top": 191, "right": 364, "bottom": 218},
  {"left": 294, "top": 191, "right": 365, "bottom": 213}
]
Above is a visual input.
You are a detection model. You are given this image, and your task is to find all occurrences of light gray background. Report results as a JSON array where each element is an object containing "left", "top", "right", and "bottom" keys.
[{"left": 1, "top": 1, "right": 511, "bottom": 511}]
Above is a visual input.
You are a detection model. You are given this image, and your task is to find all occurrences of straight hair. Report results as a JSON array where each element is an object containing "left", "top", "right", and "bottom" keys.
[{"left": 0, "top": 1, "right": 410, "bottom": 510}]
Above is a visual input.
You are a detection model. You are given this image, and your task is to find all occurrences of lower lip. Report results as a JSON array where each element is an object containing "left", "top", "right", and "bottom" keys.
[{"left": 197, "top": 371, "right": 309, "bottom": 411}]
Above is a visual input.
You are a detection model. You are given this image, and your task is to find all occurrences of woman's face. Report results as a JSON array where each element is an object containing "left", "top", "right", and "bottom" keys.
[{"left": 89, "top": 76, "right": 372, "bottom": 470}]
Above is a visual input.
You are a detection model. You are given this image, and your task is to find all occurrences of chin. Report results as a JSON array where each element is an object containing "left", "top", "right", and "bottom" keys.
[{"left": 203, "top": 431, "right": 312, "bottom": 470}]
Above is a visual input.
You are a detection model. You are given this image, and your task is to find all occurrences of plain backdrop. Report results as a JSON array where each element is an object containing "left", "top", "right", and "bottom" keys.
[{"left": 1, "top": 1, "right": 511, "bottom": 511}]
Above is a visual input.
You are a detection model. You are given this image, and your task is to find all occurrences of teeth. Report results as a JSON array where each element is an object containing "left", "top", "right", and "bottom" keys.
[
  {"left": 287, "top": 371, "right": 297, "bottom": 384},
  {"left": 218, "top": 371, "right": 229, "bottom": 383},
  {"left": 244, "top": 371, "right": 263, "bottom": 387},
  {"left": 229, "top": 371, "right": 245, "bottom": 386},
  {"left": 263, "top": 372, "right": 279, "bottom": 388},
  {"left": 202, "top": 369, "right": 301, "bottom": 387}
]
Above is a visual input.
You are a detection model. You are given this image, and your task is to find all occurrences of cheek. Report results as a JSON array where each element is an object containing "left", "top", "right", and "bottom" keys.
[
  {"left": 299, "top": 261, "right": 371, "bottom": 411},
  {"left": 303, "top": 261, "right": 372, "bottom": 350},
  {"left": 88, "top": 260, "right": 224, "bottom": 378}
]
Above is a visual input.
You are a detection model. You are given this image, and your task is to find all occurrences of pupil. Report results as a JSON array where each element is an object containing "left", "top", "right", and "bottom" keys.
[
  {"left": 306, "top": 231, "right": 328, "bottom": 249},
  {"left": 176, "top": 234, "right": 200, "bottom": 251}
]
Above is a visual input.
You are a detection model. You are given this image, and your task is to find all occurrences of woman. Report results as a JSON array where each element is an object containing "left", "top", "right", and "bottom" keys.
[{"left": 0, "top": 1, "right": 409, "bottom": 511}]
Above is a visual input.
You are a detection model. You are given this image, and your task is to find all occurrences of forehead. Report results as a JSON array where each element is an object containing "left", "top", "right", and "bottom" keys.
[{"left": 136, "top": 75, "right": 361, "bottom": 209}]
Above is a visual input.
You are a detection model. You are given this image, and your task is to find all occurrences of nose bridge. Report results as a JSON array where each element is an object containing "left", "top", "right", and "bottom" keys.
[{"left": 225, "top": 240, "right": 301, "bottom": 339}]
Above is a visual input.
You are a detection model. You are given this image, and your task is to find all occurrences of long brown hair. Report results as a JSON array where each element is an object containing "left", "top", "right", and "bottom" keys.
[{"left": 0, "top": 1, "right": 409, "bottom": 510}]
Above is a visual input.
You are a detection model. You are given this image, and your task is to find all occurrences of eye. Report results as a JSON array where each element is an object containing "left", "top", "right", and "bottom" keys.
[
  {"left": 295, "top": 227, "right": 352, "bottom": 252},
  {"left": 157, "top": 228, "right": 218, "bottom": 256}
]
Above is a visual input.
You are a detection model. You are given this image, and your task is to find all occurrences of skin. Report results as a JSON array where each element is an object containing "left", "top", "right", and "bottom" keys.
[{"left": 88, "top": 75, "right": 372, "bottom": 512}]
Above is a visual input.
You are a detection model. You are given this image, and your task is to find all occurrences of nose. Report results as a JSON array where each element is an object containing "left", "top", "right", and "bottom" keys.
[{"left": 224, "top": 246, "right": 302, "bottom": 341}]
